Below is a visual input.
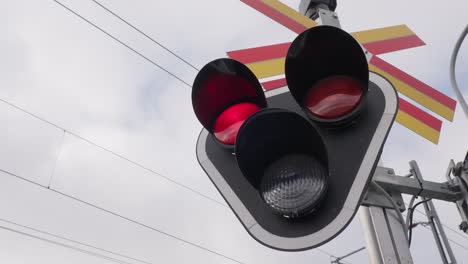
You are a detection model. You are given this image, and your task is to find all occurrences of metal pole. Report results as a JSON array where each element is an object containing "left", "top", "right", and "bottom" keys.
[
  {"left": 359, "top": 206, "right": 414, "bottom": 264},
  {"left": 449, "top": 25, "right": 468, "bottom": 119},
  {"left": 359, "top": 207, "right": 384, "bottom": 264}
]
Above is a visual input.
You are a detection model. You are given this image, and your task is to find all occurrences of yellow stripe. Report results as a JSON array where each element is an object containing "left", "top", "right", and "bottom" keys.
[
  {"left": 263, "top": 0, "right": 318, "bottom": 28},
  {"left": 247, "top": 58, "right": 286, "bottom": 79},
  {"left": 352, "top": 25, "right": 414, "bottom": 44},
  {"left": 369, "top": 65, "right": 455, "bottom": 121},
  {"left": 396, "top": 110, "right": 440, "bottom": 144}
]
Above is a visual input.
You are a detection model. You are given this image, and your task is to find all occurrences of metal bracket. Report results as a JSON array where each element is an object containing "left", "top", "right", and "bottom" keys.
[
  {"left": 373, "top": 166, "right": 463, "bottom": 202},
  {"left": 316, "top": 8, "right": 341, "bottom": 28},
  {"left": 362, "top": 181, "right": 406, "bottom": 211},
  {"left": 446, "top": 160, "right": 468, "bottom": 234}
]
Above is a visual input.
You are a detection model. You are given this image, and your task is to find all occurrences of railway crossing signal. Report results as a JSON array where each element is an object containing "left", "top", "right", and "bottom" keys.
[{"left": 193, "top": 26, "right": 398, "bottom": 251}]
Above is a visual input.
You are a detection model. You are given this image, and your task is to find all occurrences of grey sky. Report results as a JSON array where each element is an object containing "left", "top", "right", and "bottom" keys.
[{"left": 1, "top": 0, "right": 468, "bottom": 263}]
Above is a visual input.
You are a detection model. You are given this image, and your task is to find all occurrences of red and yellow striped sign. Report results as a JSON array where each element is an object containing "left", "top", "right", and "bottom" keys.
[
  {"left": 241, "top": 0, "right": 317, "bottom": 33},
  {"left": 369, "top": 56, "right": 456, "bottom": 121},
  {"left": 397, "top": 98, "right": 442, "bottom": 144},
  {"left": 230, "top": 0, "right": 457, "bottom": 144}
]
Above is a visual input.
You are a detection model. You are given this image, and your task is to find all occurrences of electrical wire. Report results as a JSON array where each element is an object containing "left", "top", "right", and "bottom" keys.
[
  {"left": 45, "top": 0, "right": 226, "bottom": 207},
  {"left": 90, "top": 0, "right": 199, "bottom": 72},
  {"left": 372, "top": 181, "right": 409, "bottom": 241},
  {"left": 405, "top": 195, "right": 417, "bottom": 229},
  {"left": 53, "top": 0, "right": 192, "bottom": 88},
  {"left": 403, "top": 209, "right": 468, "bottom": 255},
  {"left": 0, "top": 96, "right": 225, "bottom": 208},
  {"left": 0, "top": 97, "right": 351, "bottom": 263},
  {"left": 0, "top": 225, "right": 133, "bottom": 264},
  {"left": 410, "top": 206, "right": 468, "bottom": 242},
  {"left": 450, "top": 24, "right": 468, "bottom": 119},
  {"left": 331, "top": 247, "right": 364, "bottom": 264},
  {"left": 0, "top": 166, "right": 345, "bottom": 263},
  {"left": 0, "top": 168, "right": 246, "bottom": 264},
  {"left": 0, "top": 217, "right": 154, "bottom": 264},
  {"left": 408, "top": 199, "right": 432, "bottom": 246},
  {"left": 0, "top": 166, "right": 353, "bottom": 263},
  {"left": 418, "top": 220, "right": 468, "bottom": 253}
]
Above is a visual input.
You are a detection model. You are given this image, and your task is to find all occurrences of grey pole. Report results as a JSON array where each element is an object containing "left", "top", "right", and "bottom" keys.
[
  {"left": 359, "top": 161, "right": 414, "bottom": 264},
  {"left": 359, "top": 206, "right": 414, "bottom": 264},
  {"left": 450, "top": 25, "right": 468, "bottom": 119}
]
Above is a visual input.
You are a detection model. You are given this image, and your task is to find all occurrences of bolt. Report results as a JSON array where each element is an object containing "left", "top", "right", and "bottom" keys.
[
  {"left": 387, "top": 169, "right": 394, "bottom": 174},
  {"left": 460, "top": 221, "right": 468, "bottom": 232},
  {"left": 396, "top": 201, "right": 402, "bottom": 206}
]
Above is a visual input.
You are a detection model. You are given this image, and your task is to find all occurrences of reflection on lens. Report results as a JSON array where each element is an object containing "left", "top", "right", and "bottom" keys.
[{"left": 260, "top": 154, "right": 328, "bottom": 218}]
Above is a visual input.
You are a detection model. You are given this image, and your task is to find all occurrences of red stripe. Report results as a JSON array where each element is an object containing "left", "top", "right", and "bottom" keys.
[
  {"left": 228, "top": 34, "right": 425, "bottom": 66},
  {"left": 399, "top": 98, "right": 442, "bottom": 131},
  {"left": 363, "top": 35, "right": 425, "bottom": 55},
  {"left": 241, "top": 0, "right": 307, "bottom": 34},
  {"left": 262, "top": 78, "right": 287, "bottom": 90},
  {"left": 227, "top": 42, "right": 291, "bottom": 64},
  {"left": 370, "top": 56, "right": 457, "bottom": 110}
]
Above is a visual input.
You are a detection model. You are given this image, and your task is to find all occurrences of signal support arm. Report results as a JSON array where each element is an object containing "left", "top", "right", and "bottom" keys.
[{"left": 361, "top": 159, "right": 468, "bottom": 264}]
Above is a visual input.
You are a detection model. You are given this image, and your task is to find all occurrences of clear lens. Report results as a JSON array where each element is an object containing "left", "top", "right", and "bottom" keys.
[{"left": 260, "top": 154, "right": 328, "bottom": 218}]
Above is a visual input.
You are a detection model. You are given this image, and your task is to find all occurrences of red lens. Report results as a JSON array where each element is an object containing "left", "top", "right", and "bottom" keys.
[
  {"left": 214, "top": 102, "right": 261, "bottom": 145},
  {"left": 305, "top": 76, "right": 364, "bottom": 119}
]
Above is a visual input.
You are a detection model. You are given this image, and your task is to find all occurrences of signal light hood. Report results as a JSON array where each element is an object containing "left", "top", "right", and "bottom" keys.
[
  {"left": 192, "top": 58, "right": 267, "bottom": 146},
  {"left": 235, "top": 108, "right": 329, "bottom": 208},
  {"left": 285, "top": 25, "right": 369, "bottom": 125}
]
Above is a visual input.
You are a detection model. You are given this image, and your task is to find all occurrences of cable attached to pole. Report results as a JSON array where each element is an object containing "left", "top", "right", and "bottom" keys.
[
  {"left": 372, "top": 181, "right": 409, "bottom": 241},
  {"left": 408, "top": 198, "right": 432, "bottom": 246}
]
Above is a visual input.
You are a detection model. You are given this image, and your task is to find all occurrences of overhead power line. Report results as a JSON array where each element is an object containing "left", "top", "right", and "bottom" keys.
[
  {"left": 0, "top": 96, "right": 224, "bottom": 208},
  {"left": 0, "top": 167, "right": 345, "bottom": 263},
  {"left": 419, "top": 224, "right": 468, "bottom": 252},
  {"left": 90, "top": 0, "right": 200, "bottom": 72},
  {"left": 0, "top": 168, "right": 246, "bottom": 264},
  {"left": 53, "top": 0, "right": 192, "bottom": 88},
  {"left": 0, "top": 217, "right": 154, "bottom": 264},
  {"left": 0, "top": 225, "right": 133, "bottom": 264}
]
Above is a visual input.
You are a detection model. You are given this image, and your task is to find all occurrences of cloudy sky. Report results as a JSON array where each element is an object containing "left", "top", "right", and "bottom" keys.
[{"left": 1, "top": 0, "right": 468, "bottom": 263}]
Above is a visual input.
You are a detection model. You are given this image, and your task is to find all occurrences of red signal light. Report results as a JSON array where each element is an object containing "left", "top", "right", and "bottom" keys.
[
  {"left": 285, "top": 26, "right": 369, "bottom": 125},
  {"left": 192, "top": 58, "right": 267, "bottom": 149},
  {"left": 213, "top": 102, "right": 261, "bottom": 145},
  {"left": 305, "top": 76, "right": 364, "bottom": 119}
]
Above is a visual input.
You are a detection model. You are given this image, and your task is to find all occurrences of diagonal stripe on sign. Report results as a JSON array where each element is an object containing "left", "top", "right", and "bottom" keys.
[
  {"left": 227, "top": 42, "right": 291, "bottom": 64},
  {"left": 247, "top": 58, "right": 286, "bottom": 79},
  {"left": 369, "top": 56, "right": 456, "bottom": 121},
  {"left": 241, "top": 0, "right": 316, "bottom": 34},
  {"left": 363, "top": 34, "right": 425, "bottom": 55},
  {"left": 352, "top": 25, "right": 418, "bottom": 44},
  {"left": 397, "top": 98, "right": 442, "bottom": 144}
]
